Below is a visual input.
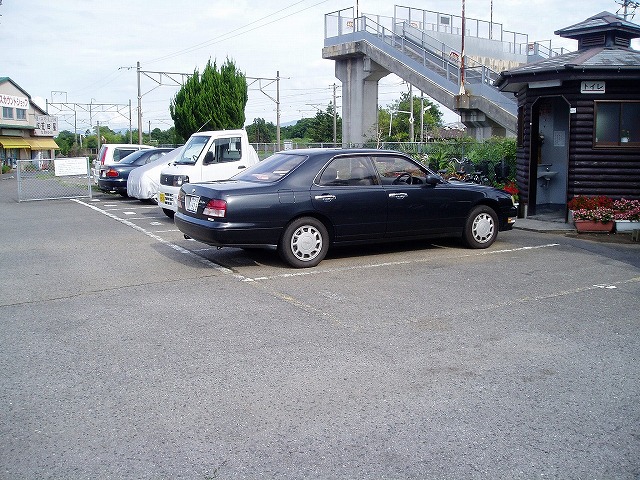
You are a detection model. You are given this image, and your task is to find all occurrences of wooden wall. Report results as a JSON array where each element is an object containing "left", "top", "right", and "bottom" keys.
[{"left": 515, "top": 80, "right": 640, "bottom": 204}]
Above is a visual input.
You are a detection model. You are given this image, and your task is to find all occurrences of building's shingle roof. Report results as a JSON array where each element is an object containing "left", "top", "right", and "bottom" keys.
[{"left": 555, "top": 11, "right": 640, "bottom": 39}]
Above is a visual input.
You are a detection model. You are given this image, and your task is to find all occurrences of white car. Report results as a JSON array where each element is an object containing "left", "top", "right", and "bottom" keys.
[{"left": 127, "top": 147, "right": 182, "bottom": 202}]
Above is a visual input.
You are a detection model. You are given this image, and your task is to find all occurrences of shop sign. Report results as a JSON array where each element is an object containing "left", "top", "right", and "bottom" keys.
[
  {"left": 0, "top": 94, "right": 29, "bottom": 109},
  {"left": 34, "top": 115, "right": 59, "bottom": 136}
]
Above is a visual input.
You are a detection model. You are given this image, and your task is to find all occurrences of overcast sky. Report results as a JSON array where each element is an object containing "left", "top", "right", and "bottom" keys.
[{"left": 2, "top": 0, "right": 636, "bottom": 133}]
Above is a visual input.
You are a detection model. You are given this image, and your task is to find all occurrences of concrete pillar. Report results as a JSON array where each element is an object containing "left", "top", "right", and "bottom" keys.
[{"left": 335, "top": 55, "right": 389, "bottom": 146}]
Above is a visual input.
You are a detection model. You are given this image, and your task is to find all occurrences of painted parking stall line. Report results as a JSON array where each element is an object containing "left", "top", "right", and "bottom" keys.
[
  {"left": 241, "top": 244, "right": 563, "bottom": 283},
  {"left": 73, "top": 198, "right": 246, "bottom": 279}
]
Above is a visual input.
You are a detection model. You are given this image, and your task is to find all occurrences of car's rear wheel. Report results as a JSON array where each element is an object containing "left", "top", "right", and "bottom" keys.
[
  {"left": 463, "top": 205, "right": 498, "bottom": 248},
  {"left": 279, "top": 217, "right": 329, "bottom": 268},
  {"left": 162, "top": 208, "right": 175, "bottom": 219}
]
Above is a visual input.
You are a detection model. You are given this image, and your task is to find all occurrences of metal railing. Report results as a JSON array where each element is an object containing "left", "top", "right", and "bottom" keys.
[
  {"left": 17, "top": 158, "right": 93, "bottom": 202},
  {"left": 327, "top": 13, "right": 499, "bottom": 92}
]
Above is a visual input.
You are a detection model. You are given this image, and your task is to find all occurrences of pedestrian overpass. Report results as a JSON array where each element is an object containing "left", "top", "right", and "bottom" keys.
[{"left": 322, "top": 6, "right": 564, "bottom": 143}]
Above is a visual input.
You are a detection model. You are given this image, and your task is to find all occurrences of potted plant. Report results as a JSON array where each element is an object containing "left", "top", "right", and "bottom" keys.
[
  {"left": 567, "top": 195, "right": 613, "bottom": 226},
  {"left": 613, "top": 198, "right": 640, "bottom": 232},
  {"left": 573, "top": 207, "right": 615, "bottom": 232}
]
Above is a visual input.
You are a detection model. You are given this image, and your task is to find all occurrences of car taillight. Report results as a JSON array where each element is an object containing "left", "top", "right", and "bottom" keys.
[
  {"left": 203, "top": 199, "right": 226, "bottom": 217},
  {"left": 100, "top": 149, "right": 107, "bottom": 165},
  {"left": 106, "top": 169, "right": 119, "bottom": 177}
]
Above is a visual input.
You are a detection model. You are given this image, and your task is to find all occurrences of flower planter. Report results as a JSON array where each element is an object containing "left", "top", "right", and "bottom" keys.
[
  {"left": 574, "top": 220, "right": 614, "bottom": 233},
  {"left": 615, "top": 220, "right": 640, "bottom": 233}
]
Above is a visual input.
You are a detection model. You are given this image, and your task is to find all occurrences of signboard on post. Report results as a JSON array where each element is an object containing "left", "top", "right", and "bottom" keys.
[{"left": 54, "top": 157, "right": 88, "bottom": 177}]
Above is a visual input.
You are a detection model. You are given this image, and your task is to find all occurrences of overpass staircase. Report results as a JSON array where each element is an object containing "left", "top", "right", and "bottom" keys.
[{"left": 323, "top": 8, "right": 526, "bottom": 138}]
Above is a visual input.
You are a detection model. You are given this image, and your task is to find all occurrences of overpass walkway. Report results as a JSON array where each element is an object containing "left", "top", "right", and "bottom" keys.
[{"left": 322, "top": 6, "right": 539, "bottom": 142}]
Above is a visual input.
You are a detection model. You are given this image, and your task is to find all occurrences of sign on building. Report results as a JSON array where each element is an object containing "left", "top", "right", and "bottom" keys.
[
  {"left": 34, "top": 115, "right": 59, "bottom": 136},
  {"left": 0, "top": 94, "right": 29, "bottom": 109}
]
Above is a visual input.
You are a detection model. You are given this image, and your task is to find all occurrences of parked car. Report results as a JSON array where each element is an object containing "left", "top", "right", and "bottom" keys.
[
  {"left": 174, "top": 148, "right": 518, "bottom": 268},
  {"left": 127, "top": 147, "right": 182, "bottom": 203},
  {"left": 97, "top": 148, "right": 174, "bottom": 196},
  {"left": 92, "top": 143, "right": 154, "bottom": 184}
]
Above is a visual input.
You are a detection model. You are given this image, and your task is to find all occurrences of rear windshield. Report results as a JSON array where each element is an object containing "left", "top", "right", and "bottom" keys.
[
  {"left": 119, "top": 150, "right": 149, "bottom": 165},
  {"left": 113, "top": 148, "right": 137, "bottom": 162},
  {"left": 234, "top": 153, "right": 307, "bottom": 183}
]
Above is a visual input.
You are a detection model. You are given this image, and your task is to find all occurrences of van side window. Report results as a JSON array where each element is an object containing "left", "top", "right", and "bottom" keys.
[
  {"left": 113, "top": 148, "right": 136, "bottom": 161},
  {"left": 210, "top": 137, "right": 242, "bottom": 163}
]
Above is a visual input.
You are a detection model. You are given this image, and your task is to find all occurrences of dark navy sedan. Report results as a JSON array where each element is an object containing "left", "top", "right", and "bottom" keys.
[
  {"left": 98, "top": 147, "right": 174, "bottom": 196},
  {"left": 175, "top": 149, "right": 517, "bottom": 268}
]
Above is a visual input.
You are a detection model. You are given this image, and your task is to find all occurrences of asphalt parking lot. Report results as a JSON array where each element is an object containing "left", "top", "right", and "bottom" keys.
[{"left": 1, "top": 177, "right": 639, "bottom": 479}]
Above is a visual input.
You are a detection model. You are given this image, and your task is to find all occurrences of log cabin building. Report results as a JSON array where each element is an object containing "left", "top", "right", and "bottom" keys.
[{"left": 495, "top": 11, "right": 640, "bottom": 220}]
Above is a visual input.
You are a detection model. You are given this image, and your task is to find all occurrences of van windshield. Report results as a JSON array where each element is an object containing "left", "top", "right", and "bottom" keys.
[{"left": 174, "top": 135, "right": 210, "bottom": 165}]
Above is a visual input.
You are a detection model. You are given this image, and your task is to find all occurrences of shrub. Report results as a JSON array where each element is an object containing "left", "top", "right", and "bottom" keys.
[
  {"left": 567, "top": 195, "right": 614, "bottom": 211},
  {"left": 613, "top": 199, "right": 640, "bottom": 221},
  {"left": 573, "top": 207, "right": 614, "bottom": 223}
]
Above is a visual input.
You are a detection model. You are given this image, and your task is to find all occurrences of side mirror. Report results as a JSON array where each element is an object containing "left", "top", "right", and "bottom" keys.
[
  {"left": 425, "top": 174, "right": 443, "bottom": 185},
  {"left": 203, "top": 151, "right": 215, "bottom": 165}
]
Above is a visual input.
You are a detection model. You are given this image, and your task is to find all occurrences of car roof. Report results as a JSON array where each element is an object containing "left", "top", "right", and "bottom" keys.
[{"left": 277, "top": 148, "right": 406, "bottom": 156}]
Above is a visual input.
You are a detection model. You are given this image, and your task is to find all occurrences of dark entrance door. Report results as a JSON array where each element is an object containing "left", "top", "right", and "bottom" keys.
[{"left": 530, "top": 96, "right": 570, "bottom": 219}]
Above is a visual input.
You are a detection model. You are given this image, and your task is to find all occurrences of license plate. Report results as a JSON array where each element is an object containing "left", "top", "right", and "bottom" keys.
[
  {"left": 159, "top": 192, "right": 165, "bottom": 204},
  {"left": 186, "top": 195, "right": 200, "bottom": 213}
]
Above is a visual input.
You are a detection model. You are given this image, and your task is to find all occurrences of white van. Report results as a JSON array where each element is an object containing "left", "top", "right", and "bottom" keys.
[{"left": 157, "top": 130, "right": 259, "bottom": 217}]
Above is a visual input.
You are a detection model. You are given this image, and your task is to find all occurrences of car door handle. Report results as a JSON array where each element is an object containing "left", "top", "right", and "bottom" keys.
[
  {"left": 314, "top": 194, "right": 336, "bottom": 202},
  {"left": 389, "top": 192, "right": 408, "bottom": 199},
  {"left": 238, "top": 165, "right": 246, "bottom": 169}
]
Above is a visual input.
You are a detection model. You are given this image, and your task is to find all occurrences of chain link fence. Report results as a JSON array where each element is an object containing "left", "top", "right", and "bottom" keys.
[{"left": 17, "top": 158, "right": 93, "bottom": 202}]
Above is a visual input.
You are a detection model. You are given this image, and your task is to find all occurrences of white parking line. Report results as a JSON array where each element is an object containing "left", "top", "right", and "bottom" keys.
[
  {"left": 73, "top": 196, "right": 564, "bottom": 285},
  {"left": 72, "top": 198, "right": 243, "bottom": 278},
  {"left": 242, "top": 244, "right": 562, "bottom": 282}
]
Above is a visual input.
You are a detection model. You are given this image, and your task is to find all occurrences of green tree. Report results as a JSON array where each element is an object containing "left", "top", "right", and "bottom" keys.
[
  {"left": 170, "top": 58, "right": 247, "bottom": 139},
  {"left": 380, "top": 92, "right": 443, "bottom": 142},
  {"left": 282, "top": 117, "right": 315, "bottom": 141},
  {"left": 308, "top": 103, "right": 341, "bottom": 143},
  {"left": 54, "top": 130, "right": 75, "bottom": 155},
  {"left": 246, "top": 118, "right": 276, "bottom": 143}
]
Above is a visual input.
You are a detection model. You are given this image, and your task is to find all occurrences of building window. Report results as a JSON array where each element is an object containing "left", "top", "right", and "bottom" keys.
[
  {"left": 16, "top": 109, "right": 27, "bottom": 120},
  {"left": 594, "top": 100, "right": 640, "bottom": 147},
  {"left": 2, "top": 107, "right": 14, "bottom": 119}
]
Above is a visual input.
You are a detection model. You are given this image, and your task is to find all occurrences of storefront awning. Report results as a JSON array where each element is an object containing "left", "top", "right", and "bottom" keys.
[
  {"left": 26, "top": 137, "right": 60, "bottom": 149},
  {"left": 0, "top": 136, "right": 32, "bottom": 149}
]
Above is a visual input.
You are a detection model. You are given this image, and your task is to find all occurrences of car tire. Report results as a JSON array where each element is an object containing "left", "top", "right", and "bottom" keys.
[
  {"left": 463, "top": 205, "right": 498, "bottom": 248},
  {"left": 279, "top": 217, "right": 329, "bottom": 268},
  {"left": 162, "top": 208, "right": 175, "bottom": 219}
]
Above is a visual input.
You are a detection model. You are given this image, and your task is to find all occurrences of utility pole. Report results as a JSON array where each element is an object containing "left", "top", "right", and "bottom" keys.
[
  {"left": 276, "top": 71, "right": 281, "bottom": 150},
  {"left": 137, "top": 61, "right": 142, "bottom": 144},
  {"left": 128, "top": 62, "right": 192, "bottom": 144},
  {"left": 333, "top": 83, "right": 338, "bottom": 146},
  {"left": 409, "top": 84, "right": 414, "bottom": 142},
  {"left": 460, "top": 0, "right": 466, "bottom": 95},
  {"left": 247, "top": 72, "right": 282, "bottom": 150},
  {"left": 617, "top": 0, "right": 639, "bottom": 19}
]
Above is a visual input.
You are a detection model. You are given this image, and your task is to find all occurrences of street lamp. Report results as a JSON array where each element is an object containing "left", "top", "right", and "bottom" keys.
[{"left": 389, "top": 110, "right": 414, "bottom": 139}]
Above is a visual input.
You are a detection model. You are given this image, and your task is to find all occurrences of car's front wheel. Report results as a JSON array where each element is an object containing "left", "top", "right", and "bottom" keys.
[
  {"left": 279, "top": 217, "right": 329, "bottom": 268},
  {"left": 162, "top": 208, "right": 175, "bottom": 219},
  {"left": 463, "top": 205, "right": 498, "bottom": 248}
]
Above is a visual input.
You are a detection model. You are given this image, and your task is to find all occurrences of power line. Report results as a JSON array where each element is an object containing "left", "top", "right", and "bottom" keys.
[{"left": 145, "top": 0, "right": 331, "bottom": 65}]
